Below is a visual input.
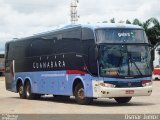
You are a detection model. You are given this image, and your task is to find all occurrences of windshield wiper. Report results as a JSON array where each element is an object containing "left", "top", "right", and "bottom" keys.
[
  {"left": 129, "top": 58, "right": 143, "bottom": 76},
  {"left": 125, "top": 44, "right": 143, "bottom": 76}
]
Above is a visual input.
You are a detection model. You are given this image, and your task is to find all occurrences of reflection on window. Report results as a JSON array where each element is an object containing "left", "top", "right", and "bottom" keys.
[{"left": 99, "top": 45, "right": 151, "bottom": 77}]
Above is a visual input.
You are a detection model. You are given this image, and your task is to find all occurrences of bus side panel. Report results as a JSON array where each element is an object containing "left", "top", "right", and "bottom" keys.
[
  {"left": 15, "top": 71, "right": 72, "bottom": 95},
  {"left": 15, "top": 71, "right": 57, "bottom": 94},
  {"left": 15, "top": 71, "right": 95, "bottom": 97},
  {"left": 5, "top": 26, "right": 97, "bottom": 97}
]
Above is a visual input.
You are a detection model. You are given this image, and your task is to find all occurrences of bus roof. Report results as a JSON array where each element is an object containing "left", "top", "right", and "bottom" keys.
[
  {"left": 8, "top": 23, "right": 143, "bottom": 43},
  {"left": 35, "top": 23, "right": 142, "bottom": 36},
  {"left": 68, "top": 23, "right": 143, "bottom": 30}
]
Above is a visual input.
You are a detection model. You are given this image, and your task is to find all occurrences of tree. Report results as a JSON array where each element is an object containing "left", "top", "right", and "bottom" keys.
[
  {"left": 110, "top": 18, "right": 115, "bottom": 23},
  {"left": 142, "top": 18, "right": 160, "bottom": 45},
  {"left": 132, "top": 18, "right": 160, "bottom": 45},
  {"left": 126, "top": 20, "right": 131, "bottom": 24},
  {"left": 132, "top": 18, "right": 142, "bottom": 26}
]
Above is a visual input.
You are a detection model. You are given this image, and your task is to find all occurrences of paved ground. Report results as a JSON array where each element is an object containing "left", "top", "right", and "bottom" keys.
[{"left": 0, "top": 77, "right": 160, "bottom": 114}]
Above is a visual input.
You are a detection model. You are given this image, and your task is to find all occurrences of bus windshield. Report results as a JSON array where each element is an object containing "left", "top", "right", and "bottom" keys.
[
  {"left": 99, "top": 45, "right": 151, "bottom": 78},
  {"left": 96, "top": 29, "right": 148, "bottom": 43}
]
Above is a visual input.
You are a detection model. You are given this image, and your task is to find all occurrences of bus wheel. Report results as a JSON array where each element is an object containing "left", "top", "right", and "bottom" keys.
[
  {"left": 18, "top": 83, "right": 26, "bottom": 99},
  {"left": 24, "top": 81, "right": 35, "bottom": 100},
  {"left": 74, "top": 83, "right": 92, "bottom": 105},
  {"left": 114, "top": 97, "right": 132, "bottom": 104}
]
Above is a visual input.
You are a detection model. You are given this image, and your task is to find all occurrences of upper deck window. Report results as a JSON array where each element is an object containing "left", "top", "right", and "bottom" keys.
[{"left": 96, "top": 29, "right": 148, "bottom": 43}]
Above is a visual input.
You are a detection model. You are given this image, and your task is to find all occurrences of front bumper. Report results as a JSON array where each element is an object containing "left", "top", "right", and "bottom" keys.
[{"left": 92, "top": 84, "right": 152, "bottom": 98}]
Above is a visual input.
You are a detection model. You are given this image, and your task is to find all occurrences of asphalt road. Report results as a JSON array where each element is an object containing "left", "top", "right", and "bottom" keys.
[{"left": 0, "top": 77, "right": 160, "bottom": 114}]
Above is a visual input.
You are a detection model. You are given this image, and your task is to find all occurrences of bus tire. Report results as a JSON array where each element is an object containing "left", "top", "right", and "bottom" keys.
[
  {"left": 24, "top": 81, "right": 36, "bottom": 100},
  {"left": 114, "top": 97, "right": 132, "bottom": 104},
  {"left": 17, "top": 82, "right": 26, "bottom": 99},
  {"left": 74, "top": 83, "right": 92, "bottom": 105}
]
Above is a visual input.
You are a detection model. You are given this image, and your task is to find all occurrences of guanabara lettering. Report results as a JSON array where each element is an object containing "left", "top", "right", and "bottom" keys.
[{"left": 33, "top": 60, "right": 66, "bottom": 69}]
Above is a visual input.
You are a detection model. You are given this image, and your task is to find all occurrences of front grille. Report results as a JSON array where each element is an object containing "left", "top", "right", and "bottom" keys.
[{"left": 104, "top": 81, "right": 142, "bottom": 88}]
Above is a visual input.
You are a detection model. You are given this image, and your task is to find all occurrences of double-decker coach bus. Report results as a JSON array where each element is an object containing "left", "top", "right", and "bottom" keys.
[{"left": 5, "top": 23, "right": 152, "bottom": 104}]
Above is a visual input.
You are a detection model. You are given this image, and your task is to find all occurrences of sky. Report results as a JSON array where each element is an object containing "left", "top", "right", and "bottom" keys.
[{"left": 0, "top": 0, "right": 160, "bottom": 53}]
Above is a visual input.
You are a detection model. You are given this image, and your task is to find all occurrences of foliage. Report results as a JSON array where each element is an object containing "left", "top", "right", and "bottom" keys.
[
  {"left": 110, "top": 18, "right": 115, "bottom": 23},
  {"left": 132, "top": 18, "right": 142, "bottom": 26},
  {"left": 142, "top": 18, "right": 159, "bottom": 45},
  {"left": 126, "top": 20, "right": 131, "bottom": 24}
]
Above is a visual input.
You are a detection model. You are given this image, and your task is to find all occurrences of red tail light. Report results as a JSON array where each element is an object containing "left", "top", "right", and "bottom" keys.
[{"left": 142, "top": 80, "right": 152, "bottom": 87}]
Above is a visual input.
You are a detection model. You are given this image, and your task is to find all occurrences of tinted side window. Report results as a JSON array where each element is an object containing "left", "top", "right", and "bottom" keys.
[
  {"left": 7, "top": 42, "right": 14, "bottom": 60},
  {"left": 7, "top": 41, "right": 27, "bottom": 60},
  {"left": 82, "top": 28, "right": 94, "bottom": 40},
  {"left": 14, "top": 41, "right": 30, "bottom": 59},
  {"left": 63, "top": 30, "right": 81, "bottom": 40},
  {"left": 30, "top": 38, "right": 53, "bottom": 57},
  {"left": 54, "top": 29, "right": 81, "bottom": 53}
]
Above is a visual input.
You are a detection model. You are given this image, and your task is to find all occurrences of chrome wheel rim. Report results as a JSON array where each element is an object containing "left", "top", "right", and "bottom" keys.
[
  {"left": 19, "top": 86, "right": 23, "bottom": 95},
  {"left": 26, "top": 86, "right": 30, "bottom": 97},
  {"left": 77, "top": 88, "right": 84, "bottom": 99}
]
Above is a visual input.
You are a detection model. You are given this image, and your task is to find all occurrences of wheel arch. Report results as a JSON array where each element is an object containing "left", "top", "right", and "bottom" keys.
[
  {"left": 24, "top": 77, "right": 32, "bottom": 90},
  {"left": 16, "top": 77, "right": 23, "bottom": 93},
  {"left": 72, "top": 77, "right": 86, "bottom": 96}
]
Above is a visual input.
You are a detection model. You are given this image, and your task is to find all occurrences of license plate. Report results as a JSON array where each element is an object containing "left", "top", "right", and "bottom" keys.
[{"left": 126, "top": 90, "right": 134, "bottom": 94}]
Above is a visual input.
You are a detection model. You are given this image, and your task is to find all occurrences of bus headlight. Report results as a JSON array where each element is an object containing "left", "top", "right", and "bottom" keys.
[
  {"left": 142, "top": 80, "right": 152, "bottom": 87},
  {"left": 99, "top": 83, "right": 116, "bottom": 88}
]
